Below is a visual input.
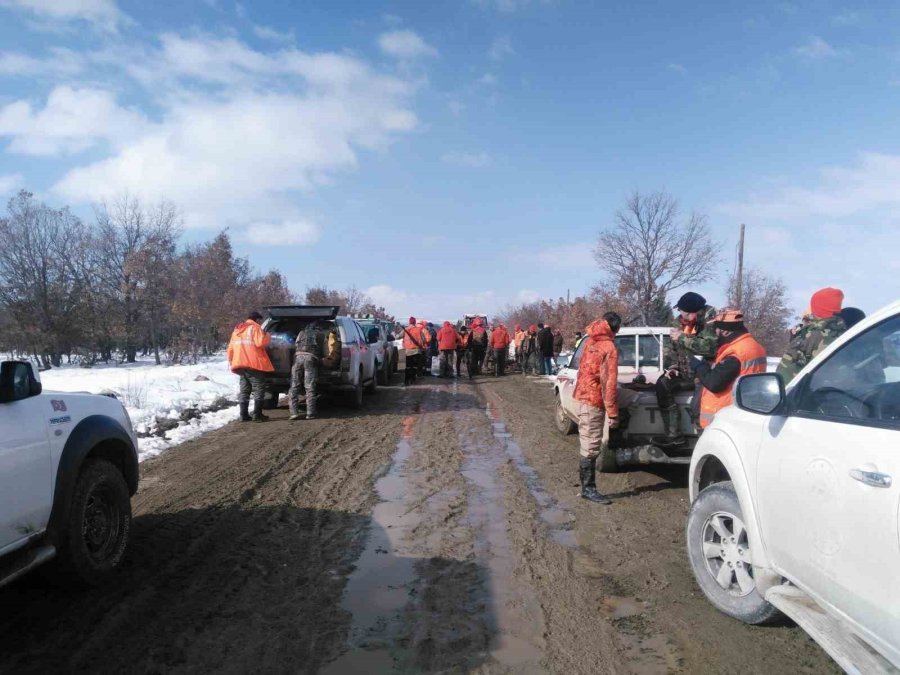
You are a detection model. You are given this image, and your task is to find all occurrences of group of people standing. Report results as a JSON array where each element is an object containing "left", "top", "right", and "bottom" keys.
[{"left": 514, "top": 323, "right": 564, "bottom": 376}]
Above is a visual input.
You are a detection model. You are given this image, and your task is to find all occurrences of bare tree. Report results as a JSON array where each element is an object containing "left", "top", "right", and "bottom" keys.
[
  {"left": 595, "top": 190, "right": 720, "bottom": 325},
  {"left": 727, "top": 267, "right": 793, "bottom": 355},
  {"left": 304, "top": 285, "right": 371, "bottom": 315}
]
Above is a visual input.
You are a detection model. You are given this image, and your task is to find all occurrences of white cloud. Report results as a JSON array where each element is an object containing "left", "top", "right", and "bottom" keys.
[
  {"left": 0, "top": 86, "right": 148, "bottom": 155},
  {"left": 478, "top": 72, "right": 497, "bottom": 86},
  {"left": 472, "top": 0, "right": 548, "bottom": 13},
  {"left": 512, "top": 243, "right": 595, "bottom": 270},
  {"left": 517, "top": 289, "right": 540, "bottom": 303},
  {"left": 252, "top": 24, "right": 294, "bottom": 43},
  {"left": 441, "top": 151, "right": 492, "bottom": 168},
  {"left": 17, "top": 35, "right": 421, "bottom": 230},
  {"left": 0, "top": 173, "right": 23, "bottom": 195},
  {"left": 794, "top": 36, "right": 837, "bottom": 60},
  {"left": 667, "top": 62, "right": 687, "bottom": 74},
  {"left": 365, "top": 284, "right": 500, "bottom": 322},
  {"left": 0, "top": 0, "right": 129, "bottom": 32},
  {"left": 0, "top": 48, "right": 84, "bottom": 77},
  {"left": 831, "top": 11, "right": 862, "bottom": 26},
  {"left": 242, "top": 220, "right": 320, "bottom": 246},
  {"left": 377, "top": 30, "right": 438, "bottom": 60},
  {"left": 489, "top": 35, "right": 515, "bottom": 61}
]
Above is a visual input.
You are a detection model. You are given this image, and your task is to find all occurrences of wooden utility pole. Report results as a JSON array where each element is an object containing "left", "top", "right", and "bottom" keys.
[
  {"left": 566, "top": 288, "right": 570, "bottom": 305},
  {"left": 736, "top": 223, "right": 746, "bottom": 308}
]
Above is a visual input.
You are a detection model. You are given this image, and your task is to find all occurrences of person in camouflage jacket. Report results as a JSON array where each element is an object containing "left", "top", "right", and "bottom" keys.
[
  {"left": 777, "top": 287, "right": 847, "bottom": 384},
  {"left": 655, "top": 292, "right": 718, "bottom": 446}
]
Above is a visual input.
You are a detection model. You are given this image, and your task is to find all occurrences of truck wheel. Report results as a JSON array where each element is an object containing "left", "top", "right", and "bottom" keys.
[
  {"left": 597, "top": 441, "right": 618, "bottom": 473},
  {"left": 56, "top": 459, "right": 131, "bottom": 586},
  {"left": 377, "top": 358, "right": 388, "bottom": 386},
  {"left": 350, "top": 369, "right": 364, "bottom": 408},
  {"left": 554, "top": 394, "right": 576, "bottom": 435},
  {"left": 366, "top": 364, "right": 378, "bottom": 393},
  {"left": 686, "top": 481, "right": 782, "bottom": 625},
  {"left": 392, "top": 349, "right": 399, "bottom": 373}
]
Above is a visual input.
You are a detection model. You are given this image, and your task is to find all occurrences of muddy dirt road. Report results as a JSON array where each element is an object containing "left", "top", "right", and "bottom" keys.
[{"left": 0, "top": 375, "right": 838, "bottom": 674}]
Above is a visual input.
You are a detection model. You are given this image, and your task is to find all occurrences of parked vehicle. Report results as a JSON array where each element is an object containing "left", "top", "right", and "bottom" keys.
[
  {"left": 355, "top": 316, "right": 398, "bottom": 384},
  {"left": 0, "top": 360, "right": 139, "bottom": 588},
  {"left": 260, "top": 305, "right": 378, "bottom": 409},
  {"left": 554, "top": 326, "right": 697, "bottom": 471},
  {"left": 686, "top": 300, "right": 900, "bottom": 673}
]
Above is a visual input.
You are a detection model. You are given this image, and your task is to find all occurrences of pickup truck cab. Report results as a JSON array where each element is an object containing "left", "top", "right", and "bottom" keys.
[
  {"left": 0, "top": 360, "right": 139, "bottom": 588},
  {"left": 554, "top": 326, "right": 697, "bottom": 471},
  {"left": 355, "top": 316, "right": 398, "bottom": 385},
  {"left": 686, "top": 300, "right": 900, "bottom": 673},
  {"left": 261, "top": 305, "right": 378, "bottom": 409}
]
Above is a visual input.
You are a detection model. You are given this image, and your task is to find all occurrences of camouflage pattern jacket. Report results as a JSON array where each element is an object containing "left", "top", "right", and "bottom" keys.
[
  {"left": 776, "top": 315, "right": 847, "bottom": 383},
  {"left": 666, "top": 305, "right": 718, "bottom": 375}
]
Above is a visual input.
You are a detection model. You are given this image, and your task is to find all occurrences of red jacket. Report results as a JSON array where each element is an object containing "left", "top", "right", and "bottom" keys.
[
  {"left": 489, "top": 326, "right": 511, "bottom": 349},
  {"left": 437, "top": 321, "right": 459, "bottom": 350},
  {"left": 402, "top": 323, "right": 426, "bottom": 352},
  {"left": 573, "top": 319, "right": 619, "bottom": 416},
  {"left": 227, "top": 320, "right": 274, "bottom": 373}
]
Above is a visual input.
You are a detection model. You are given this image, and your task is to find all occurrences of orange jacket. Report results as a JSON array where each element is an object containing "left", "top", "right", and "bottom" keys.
[
  {"left": 402, "top": 323, "right": 426, "bottom": 351},
  {"left": 418, "top": 321, "right": 432, "bottom": 345},
  {"left": 458, "top": 332, "right": 471, "bottom": 350},
  {"left": 514, "top": 329, "right": 526, "bottom": 347},
  {"left": 437, "top": 321, "right": 459, "bottom": 350},
  {"left": 699, "top": 333, "right": 767, "bottom": 428},
  {"left": 573, "top": 319, "right": 619, "bottom": 416},
  {"left": 489, "top": 326, "right": 511, "bottom": 349},
  {"left": 227, "top": 320, "right": 274, "bottom": 373}
]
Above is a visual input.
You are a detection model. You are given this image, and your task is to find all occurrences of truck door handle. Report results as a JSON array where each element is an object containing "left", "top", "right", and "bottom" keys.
[{"left": 849, "top": 469, "right": 892, "bottom": 488}]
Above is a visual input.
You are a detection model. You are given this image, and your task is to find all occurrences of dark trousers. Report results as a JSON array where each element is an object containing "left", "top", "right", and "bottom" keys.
[
  {"left": 405, "top": 352, "right": 421, "bottom": 384},
  {"left": 238, "top": 369, "right": 268, "bottom": 405},
  {"left": 456, "top": 350, "right": 468, "bottom": 377},
  {"left": 493, "top": 347, "right": 507, "bottom": 376},
  {"left": 541, "top": 356, "right": 553, "bottom": 375},
  {"left": 655, "top": 374, "right": 693, "bottom": 409},
  {"left": 439, "top": 349, "right": 455, "bottom": 377},
  {"left": 472, "top": 346, "right": 486, "bottom": 374}
]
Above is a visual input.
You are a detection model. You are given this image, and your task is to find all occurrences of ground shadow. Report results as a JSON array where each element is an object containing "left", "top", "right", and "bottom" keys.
[{"left": 0, "top": 505, "right": 496, "bottom": 675}]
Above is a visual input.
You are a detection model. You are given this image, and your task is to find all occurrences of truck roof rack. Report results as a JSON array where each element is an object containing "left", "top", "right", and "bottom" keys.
[{"left": 265, "top": 305, "right": 340, "bottom": 319}]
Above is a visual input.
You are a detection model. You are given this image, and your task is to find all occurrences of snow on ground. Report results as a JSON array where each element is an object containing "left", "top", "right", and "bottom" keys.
[{"left": 39, "top": 356, "right": 239, "bottom": 461}]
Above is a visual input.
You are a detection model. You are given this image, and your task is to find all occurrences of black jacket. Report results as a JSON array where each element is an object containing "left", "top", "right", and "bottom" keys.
[
  {"left": 694, "top": 328, "right": 746, "bottom": 394},
  {"left": 537, "top": 327, "right": 554, "bottom": 358}
]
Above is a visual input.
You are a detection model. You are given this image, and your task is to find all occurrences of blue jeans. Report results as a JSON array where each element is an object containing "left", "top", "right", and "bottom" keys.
[{"left": 542, "top": 357, "right": 553, "bottom": 375}]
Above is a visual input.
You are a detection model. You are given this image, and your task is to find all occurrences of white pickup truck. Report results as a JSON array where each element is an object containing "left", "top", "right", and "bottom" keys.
[
  {"left": 554, "top": 326, "right": 698, "bottom": 471},
  {"left": 687, "top": 300, "right": 900, "bottom": 673},
  {"left": 0, "top": 360, "right": 139, "bottom": 588}
]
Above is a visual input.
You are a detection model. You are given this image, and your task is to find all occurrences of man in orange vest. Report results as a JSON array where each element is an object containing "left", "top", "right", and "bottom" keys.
[
  {"left": 227, "top": 310, "right": 274, "bottom": 422},
  {"left": 489, "top": 323, "right": 511, "bottom": 376},
  {"left": 469, "top": 318, "right": 489, "bottom": 375},
  {"left": 696, "top": 309, "right": 767, "bottom": 429},
  {"left": 457, "top": 325, "right": 472, "bottom": 378},
  {"left": 437, "top": 320, "right": 459, "bottom": 377},
  {"left": 402, "top": 316, "right": 427, "bottom": 385}
]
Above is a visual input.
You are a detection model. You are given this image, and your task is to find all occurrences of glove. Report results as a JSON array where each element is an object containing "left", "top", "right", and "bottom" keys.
[{"left": 608, "top": 416, "right": 620, "bottom": 430}]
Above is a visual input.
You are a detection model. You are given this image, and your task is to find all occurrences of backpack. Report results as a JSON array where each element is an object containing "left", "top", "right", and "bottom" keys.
[{"left": 471, "top": 327, "right": 488, "bottom": 347}]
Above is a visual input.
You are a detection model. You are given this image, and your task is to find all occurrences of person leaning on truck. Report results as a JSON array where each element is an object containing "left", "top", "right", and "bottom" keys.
[
  {"left": 654, "top": 292, "right": 718, "bottom": 447},
  {"left": 572, "top": 312, "right": 622, "bottom": 505},
  {"left": 227, "top": 310, "right": 274, "bottom": 423},
  {"left": 289, "top": 321, "right": 325, "bottom": 421},
  {"left": 695, "top": 309, "right": 767, "bottom": 429}
]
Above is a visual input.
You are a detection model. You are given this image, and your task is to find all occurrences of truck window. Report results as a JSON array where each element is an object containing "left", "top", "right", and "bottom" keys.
[
  {"left": 615, "top": 336, "right": 636, "bottom": 369},
  {"left": 638, "top": 335, "right": 662, "bottom": 370}
]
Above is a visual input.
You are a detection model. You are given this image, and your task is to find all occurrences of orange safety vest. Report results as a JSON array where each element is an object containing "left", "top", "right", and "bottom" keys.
[
  {"left": 227, "top": 320, "right": 274, "bottom": 373},
  {"left": 699, "top": 333, "right": 767, "bottom": 428},
  {"left": 403, "top": 325, "right": 425, "bottom": 351}
]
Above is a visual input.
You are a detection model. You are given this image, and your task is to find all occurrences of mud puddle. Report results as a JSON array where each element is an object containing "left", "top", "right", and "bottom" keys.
[{"left": 322, "top": 408, "right": 421, "bottom": 674}]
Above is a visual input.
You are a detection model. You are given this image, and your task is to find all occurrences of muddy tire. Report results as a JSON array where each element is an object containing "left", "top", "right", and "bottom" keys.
[
  {"left": 366, "top": 365, "right": 378, "bottom": 394},
  {"left": 686, "top": 481, "right": 782, "bottom": 625},
  {"left": 349, "top": 370, "right": 364, "bottom": 408},
  {"left": 55, "top": 459, "right": 131, "bottom": 586},
  {"left": 392, "top": 348, "right": 399, "bottom": 373},
  {"left": 377, "top": 358, "right": 389, "bottom": 386},
  {"left": 554, "top": 394, "right": 576, "bottom": 435}
]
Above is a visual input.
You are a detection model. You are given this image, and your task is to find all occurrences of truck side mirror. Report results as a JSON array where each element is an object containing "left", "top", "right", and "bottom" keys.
[
  {"left": 735, "top": 372, "right": 785, "bottom": 416},
  {"left": 0, "top": 361, "right": 42, "bottom": 403}
]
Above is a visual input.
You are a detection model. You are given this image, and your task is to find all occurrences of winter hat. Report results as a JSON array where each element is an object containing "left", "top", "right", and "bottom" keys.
[
  {"left": 810, "top": 287, "right": 844, "bottom": 319},
  {"left": 713, "top": 309, "right": 745, "bottom": 331},
  {"left": 248, "top": 311, "right": 263, "bottom": 322},
  {"left": 675, "top": 292, "right": 706, "bottom": 313},
  {"left": 839, "top": 307, "right": 865, "bottom": 329},
  {"left": 408, "top": 316, "right": 416, "bottom": 325},
  {"left": 529, "top": 324, "right": 537, "bottom": 333}
]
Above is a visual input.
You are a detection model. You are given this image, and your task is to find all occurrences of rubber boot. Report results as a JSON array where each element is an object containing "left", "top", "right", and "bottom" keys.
[
  {"left": 579, "top": 458, "right": 612, "bottom": 504},
  {"left": 239, "top": 402, "right": 252, "bottom": 422},
  {"left": 654, "top": 405, "right": 685, "bottom": 448},
  {"left": 252, "top": 399, "right": 269, "bottom": 422}
]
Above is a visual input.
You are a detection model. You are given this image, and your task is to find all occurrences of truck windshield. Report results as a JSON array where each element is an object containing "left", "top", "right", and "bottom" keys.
[{"left": 638, "top": 335, "right": 662, "bottom": 369}]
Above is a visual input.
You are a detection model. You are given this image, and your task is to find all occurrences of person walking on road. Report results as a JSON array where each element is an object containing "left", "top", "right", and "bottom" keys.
[
  {"left": 469, "top": 318, "right": 489, "bottom": 375},
  {"left": 457, "top": 325, "right": 472, "bottom": 378},
  {"left": 437, "top": 320, "right": 459, "bottom": 377},
  {"left": 227, "top": 310, "right": 274, "bottom": 422},
  {"left": 402, "top": 317, "right": 427, "bottom": 385},
  {"left": 289, "top": 321, "right": 324, "bottom": 420},
  {"left": 513, "top": 324, "right": 526, "bottom": 369},
  {"left": 490, "top": 323, "right": 511, "bottom": 376},
  {"left": 521, "top": 325, "right": 539, "bottom": 375},
  {"left": 552, "top": 328, "right": 564, "bottom": 368},
  {"left": 696, "top": 310, "right": 767, "bottom": 429},
  {"left": 537, "top": 322, "right": 554, "bottom": 375},
  {"left": 654, "top": 292, "right": 717, "bottom": 447},
  {"left": 777, "top": 287, "right": 848, "bottom": 384},
  {"left": 573, "top": 312, "right": 622, "bottom": 504}
]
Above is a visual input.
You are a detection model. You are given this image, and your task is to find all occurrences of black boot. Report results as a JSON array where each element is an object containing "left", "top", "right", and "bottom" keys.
[
  {"left": 252, "top": 400, "right": 269, "bottom": 422},
  {"left": 239, "top": 402, "right": 252, "bottom": 422},
  {"left": 654, "top": 406, "right": 685, "bottom": 448},
  {"left": 579, "top": 458, "right": 611, "bottom": 504}
]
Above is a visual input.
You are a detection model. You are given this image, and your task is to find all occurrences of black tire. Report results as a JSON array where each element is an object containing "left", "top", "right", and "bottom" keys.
[
  {"left": 366, "top": 364, "right": 378, "bottom": 393},
  {"left": 262, "top": 390, "right": 279, "bottom": 410},
  {"left": 377, "top": 358, "right": 388, "bottom": 386},
  {"left": 686, "top": 481, "right": 782, "bottom": 625},
  {"left": 554, "top": 394, "right": 577, "bottom": 435},
  {"left": 392, "top": 348, "right": 399, "bottom": 373},
  {"left": 55, "top": 459, "right": 131, "bottom": 586},
  {"left": 349, "top": 369, "right": 364, "bottom": 408}
]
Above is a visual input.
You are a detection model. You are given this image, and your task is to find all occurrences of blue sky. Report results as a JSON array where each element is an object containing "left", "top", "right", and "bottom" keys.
[{"left": 1, "top": 0, "right": 898, "bottom": 321}]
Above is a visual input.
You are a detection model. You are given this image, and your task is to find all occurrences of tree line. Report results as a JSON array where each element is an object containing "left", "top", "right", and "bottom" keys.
[
  {"left": 501, "top": 190, "right": 793, "bottom": 355},
  {"left": 0, "top": 191, "right": 390, "bottom": 368}
]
